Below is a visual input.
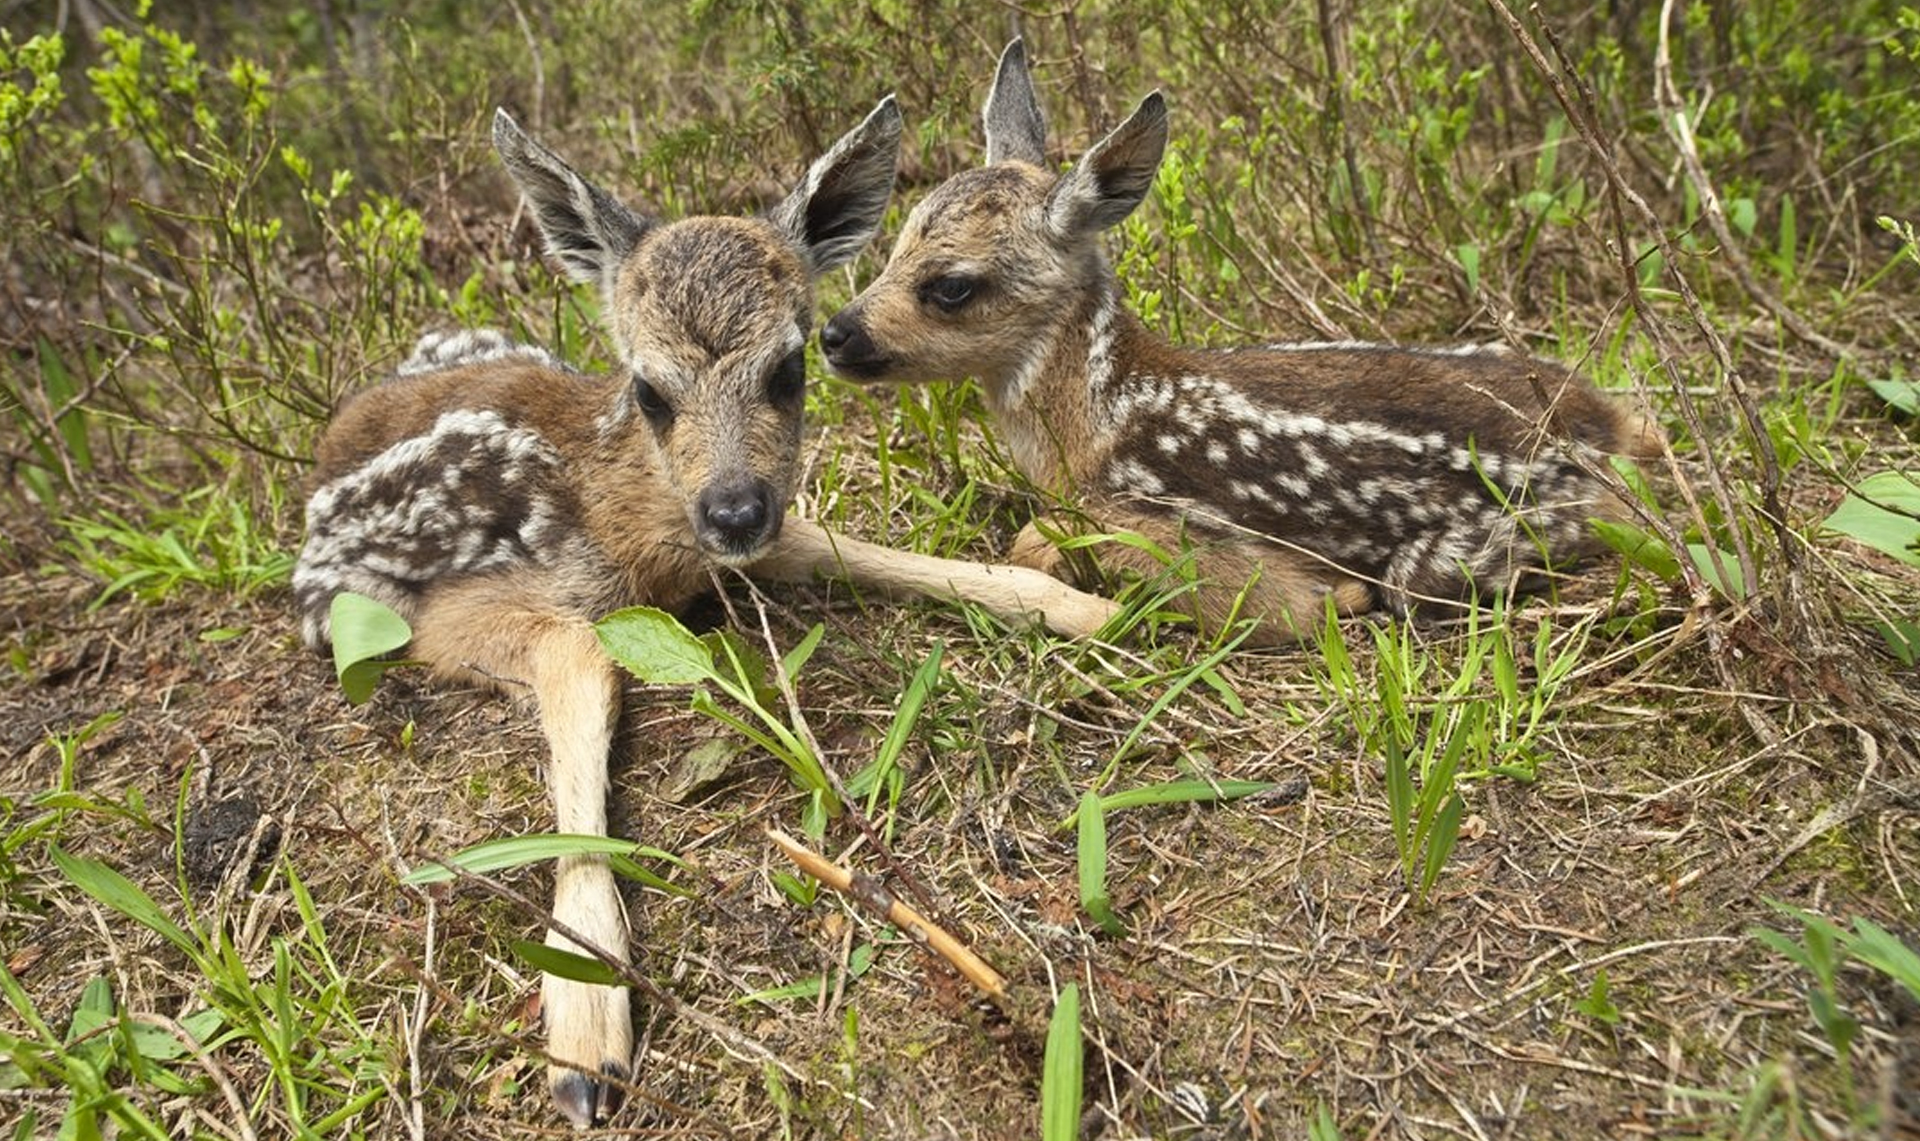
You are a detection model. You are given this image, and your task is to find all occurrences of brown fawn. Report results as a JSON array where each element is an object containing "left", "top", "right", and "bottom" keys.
[
  {"left": 294, "top": 99, "right": 1113, "bottom": 1128},
  {"left": 821, "top": 40, "right": 1661, "bottom": 644}
]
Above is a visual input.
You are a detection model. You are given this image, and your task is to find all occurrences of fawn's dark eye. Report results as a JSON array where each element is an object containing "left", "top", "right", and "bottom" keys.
[
  {"left": 632, "top": 375, "right": 674, "bottom": 426},
  {"left": 919, "top": 274, "right": 979, "bottom": 314},
  {"left": 767, "top": 349, "right": 806, "bottom": 405}
]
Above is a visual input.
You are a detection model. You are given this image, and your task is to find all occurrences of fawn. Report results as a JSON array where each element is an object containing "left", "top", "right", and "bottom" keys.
[
  {"left": 821, "top": 40, "right": 1662, "bottom": 645},
  {"left": 294, "top": 99, "right": 1113, "bottom": 1128}
]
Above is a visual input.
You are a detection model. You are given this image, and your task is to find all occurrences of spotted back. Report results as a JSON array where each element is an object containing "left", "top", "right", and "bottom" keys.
[{"left": 821, "top": 41, "right": 1658, "bottom": 620}]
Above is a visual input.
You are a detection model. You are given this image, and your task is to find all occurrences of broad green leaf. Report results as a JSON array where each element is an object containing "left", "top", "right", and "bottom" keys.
[
  {"left": 1592, "top": 519, "right": 1680, "bottom": 581},
  {"left": 595, "top": 606, "right": 715, "bottom": 684},
  {"left": 1041, "top": 984, "right": 1083, "bottom": 1141},
  {"left": 1866, "top": 375, "right": 1920, "bottom": 416},
  {"left": 328, "top": 592, "right": 413, "bottom": 705},
  {"left": 508, "top": 940, "right": 628, "bottom": 987},
  {"left": 1686, "top": 543, "right": 1750, "bottom": 598},
  {"left": 401, "top": 833, "right": 646, "bottom": 885},
  {"left": 1822, "top": 471, "right": 1920, "bottom": 566}
]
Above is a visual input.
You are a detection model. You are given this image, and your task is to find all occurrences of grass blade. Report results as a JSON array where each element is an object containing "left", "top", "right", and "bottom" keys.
[
  {"left": 1041, "top": 983, "right": 1082, "bottom": 1141},
  {"left": 401, "top": 834, "right": 649, "bottom": 885}
]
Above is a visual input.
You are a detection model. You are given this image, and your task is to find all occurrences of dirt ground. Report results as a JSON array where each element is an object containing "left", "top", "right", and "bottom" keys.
[{"left": 4, "top": 514, "right": 1917, "bottom": 1139}]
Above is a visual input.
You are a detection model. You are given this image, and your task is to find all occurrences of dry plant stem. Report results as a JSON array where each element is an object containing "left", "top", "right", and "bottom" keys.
[
  {"left": 1484, "top": 0, "right": 1797, "bottom": 743},
  {"left": 766, "top": 826, "right": 1011, "bottom": 1001},
  {"left": 1652, "top": 0, "right": 1852, "bottom": 363},
  {"left": 1542, "top": 5, "right": 1801, "bottom": 614}
]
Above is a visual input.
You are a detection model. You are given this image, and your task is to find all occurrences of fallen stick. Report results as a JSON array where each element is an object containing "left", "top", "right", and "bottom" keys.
[{"left": 765, "top": 827, "right": 1010, "bottom": 1002}]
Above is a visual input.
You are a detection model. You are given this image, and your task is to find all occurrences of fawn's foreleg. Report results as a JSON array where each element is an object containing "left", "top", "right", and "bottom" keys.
[
  {"left": 411, "top": 586, "right": 632, "bottom": 1129},
  {"left": 755, "top": 517, "right": 1120, "bottom": 638}
]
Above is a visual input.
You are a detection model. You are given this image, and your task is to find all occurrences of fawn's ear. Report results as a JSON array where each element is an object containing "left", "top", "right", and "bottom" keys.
[
  {"left": 493, "top": 108, "right": 656, "bottom": 297},
  {"left": 983, "top": 37, "right": 1048, "bottom": 167},
  {"left": 771, "top": 95, "right": 902, "bottom": 275},
  {"left": 1045, "top": 91, "right": 1168, "bottom": 239}
]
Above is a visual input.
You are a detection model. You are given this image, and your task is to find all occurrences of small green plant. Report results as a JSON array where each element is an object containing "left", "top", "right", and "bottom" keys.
[
  {"left": 1076, "top": 791, "right": 1126, "bottom": 937},
  {"left": 1310, "top": 596, "right": 1590, "bottom": 899},
  {"left": 597, "top": 606, "right": 840, "bottom": 836},
  {"left": 60, "top": 486, "right": 295, "bottom": 608},
  {"left": 0, "top": 968, "right": 223, "bottom": 1139},
  {"left": 1040, "top": 983, "right": 1083, "bottom": 1141},
  {"left": 846, "top": 641, "right": 944, "bottom": 837},
  {"left": 1573, "top": 970, "right": 1622, "bottom": 1026},
  {"left": 1744, "top": 899, "right": 1920, "bottom": 1124},
  {"left": 46, "top": 845, "right": 389, "bottom": 1133}
]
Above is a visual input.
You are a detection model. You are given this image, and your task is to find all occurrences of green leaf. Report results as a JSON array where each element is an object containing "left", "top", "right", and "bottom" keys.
[
  {"left": 595, "top": 606, "right": 716, "bottom": 684},
  {"left": 1061, "top": 778, "right": 1275, "bottom": 828},
  {"left": 1077, "top": 791, "right": 1125, "bottom": 937},
  {"left": 1040, "top": 984, "right": 1083, "bottom": 1141},
  {"left": 1822, "top": 471, "right": 1920, "bottom": 566},
  {"left": 1455, "top": 243, "right": 1481, "bottom": 293},
  {"left": 1686, "top": 543, "right": 1750, "bottom": 598},
  {"left": 508, "top": 940, "right": 628, "bottom": 988},
  {"left": 1573, "top": 970, "right": 1622, "bottom": 1025},
  {"left": 1866, "top": 375, "right": 1920, "bottom": 416},
  {"left": 49, "top": 847, "right": 199, "bottom": 960},
  {"left": 1847, "top": 919, "right": 1920, "bottom": 1001},
  {"left": 328, "top": 592, "right": 413, "bottom": 705},
  {"left": 1727, "top": 196, "right": 1757, "bottom": 238},
  {"left": 1592, "top": 519, "right": 1680, "bottom": 580},
  {"left": 401, "top": 833, "right": 647, "bottom": 885},
  {"left": 1417, "top": 793, "right": 1464, "bottom": 900},
  {"left": 780, "top": 623, "right": 826, "bottom": 681},
  {"left": 1873, "top": 618, "right": 1920, "bottom": 666}
]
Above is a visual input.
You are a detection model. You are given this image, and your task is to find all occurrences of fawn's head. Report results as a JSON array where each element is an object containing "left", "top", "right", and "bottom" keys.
[
  {"left": 494, "top": 99, "right": 901, "bottom": 562},
  {"left": 822, "top": 39, "right": 1166, "bottom": 394}
]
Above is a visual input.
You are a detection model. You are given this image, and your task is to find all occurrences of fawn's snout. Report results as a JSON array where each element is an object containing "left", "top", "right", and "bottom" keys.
[
  {"left": 695, "top": 477, "right": 780, "bottom": 559},
  {"left": 819, "top": 307, "right": 889, "bottom": 379}
]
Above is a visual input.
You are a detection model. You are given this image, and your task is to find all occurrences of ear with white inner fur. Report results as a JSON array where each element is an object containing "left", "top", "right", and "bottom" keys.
[
  {"left": 983, "top": 37, "right": 1048, "bottom": 166},
  {"left": 770, "top": 96, "right": 903, "bottom": 275},
  {"left": 1044, "top": 91, "right": 1169, "bottom": 240},
  {"left": 493, "top": 109, "right": 656, "bottom": 302}
]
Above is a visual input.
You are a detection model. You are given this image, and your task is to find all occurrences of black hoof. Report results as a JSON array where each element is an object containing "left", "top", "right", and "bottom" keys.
[{"left": 552, "top": 1061, "right": 627, "bottom": 1128}]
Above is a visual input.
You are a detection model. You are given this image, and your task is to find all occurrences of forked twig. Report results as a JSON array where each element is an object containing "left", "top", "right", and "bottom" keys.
[{"left": 765, "top": 826, "right": 1010, "bottom": 1001}]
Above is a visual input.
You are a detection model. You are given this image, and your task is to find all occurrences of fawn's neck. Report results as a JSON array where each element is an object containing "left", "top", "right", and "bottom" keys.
[{"left": 977, "top": 277, "right": 1155, "bottom": 494}]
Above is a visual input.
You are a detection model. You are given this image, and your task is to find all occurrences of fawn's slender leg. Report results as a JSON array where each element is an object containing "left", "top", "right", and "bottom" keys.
[
  {"left": 755, "top": 517, "right": 1120, "bottom": 639},
  {"left": 411, "top": 582, "right": 632, "bottom": 1129},
  {"left": 1010, "top": 511, "right": 1373, "bottom": 647}
]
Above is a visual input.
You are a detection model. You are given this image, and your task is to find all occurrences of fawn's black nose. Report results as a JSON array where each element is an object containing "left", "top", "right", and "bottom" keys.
[
  {"left": 819, "top": 310, "right": 886, "bottom": 377},
  {"left": 697, "top": 479, "right": 777, "bottom": 557}
]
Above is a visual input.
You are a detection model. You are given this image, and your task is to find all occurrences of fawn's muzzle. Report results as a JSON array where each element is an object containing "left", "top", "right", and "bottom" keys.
[
  {"left": 696, "top": 478, "right": 781, "bottom": 560},
  {"left": 820, "top": 310, "right": 890, "bottom": 379}
]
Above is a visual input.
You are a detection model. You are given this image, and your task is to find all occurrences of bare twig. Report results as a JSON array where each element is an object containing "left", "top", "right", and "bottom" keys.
[
  {"left": 1652, "top": 0, "right": 1852, "bottom": 361},
  {"left": 766, "top": 826, "right": 1010, "bottom": 1001}
]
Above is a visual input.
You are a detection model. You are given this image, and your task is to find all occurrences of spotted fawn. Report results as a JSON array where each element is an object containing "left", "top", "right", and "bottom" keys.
[
  {"left": 294, "top": 98, "right": 1112, "bottom": 1128},
  {"left": 821, "top": 40, "right": 1661, "bottom": 644}
]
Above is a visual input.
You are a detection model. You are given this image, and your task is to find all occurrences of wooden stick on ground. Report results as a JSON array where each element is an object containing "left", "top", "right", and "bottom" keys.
[{"left": 766, "top": 827, "right": 1010, "bottom": 1002}]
